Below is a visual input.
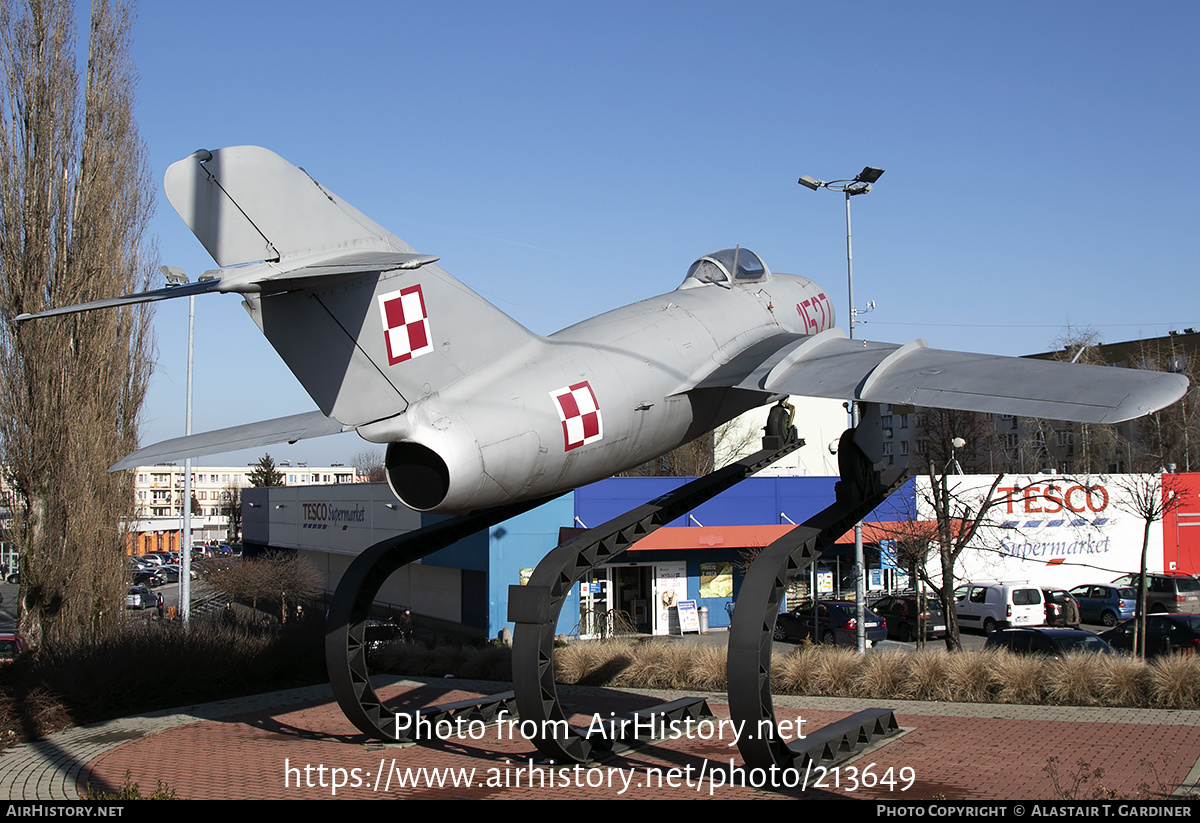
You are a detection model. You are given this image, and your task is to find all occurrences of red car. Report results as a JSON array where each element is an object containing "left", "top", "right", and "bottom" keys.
[{"left": 0, "top": 632, "right": 28, "bottom": 663}]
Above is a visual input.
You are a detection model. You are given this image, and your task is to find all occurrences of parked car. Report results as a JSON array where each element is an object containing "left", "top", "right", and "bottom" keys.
[
  {"left": 1110, "top": 573, "right": 1200, "bottom": 616},
  {"left": 131, "top": 570, "right": 165, "bottom": 588},
  {"left": 156, "top": 564, "right": 196, "bottom": 583},
  {"left": 1069, "top": 584, "right": 1137, "bottom": 627},
  {"left": 773, "top": 600, "right": 888, "bottom": 648},
  {"left": 870, "top": 595, "right": 946, "bottom": 641},
  {"left": 984, "top": 627, "right": 1115, "bottom": 659},
  {"left": 1100, "top": 614, "right": 1200, "bottom": 657},
  {"left": 0, "top": 632, "right": 27, "bottom": 663},
  {"left": 125, "top": 586, "right": 155, "bottom": 610},
  {"left": 954, "top": 581, "right": 1045, "bottom": 633}
]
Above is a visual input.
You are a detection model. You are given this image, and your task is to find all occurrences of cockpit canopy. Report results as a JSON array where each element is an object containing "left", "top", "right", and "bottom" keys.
[{"left": 681, "top": 248, "right": 770, "bottom": 288}]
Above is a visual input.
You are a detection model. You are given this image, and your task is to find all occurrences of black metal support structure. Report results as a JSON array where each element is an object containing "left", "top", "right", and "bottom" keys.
[
  {"left": 727, "top": 430, "right": 908, "bottom": 774},
  {"left": 507, "top": 438, "right": 804, "bottom": 763},
  {"left": 327, "top": 495, "right": 559, "bottom": 741}
]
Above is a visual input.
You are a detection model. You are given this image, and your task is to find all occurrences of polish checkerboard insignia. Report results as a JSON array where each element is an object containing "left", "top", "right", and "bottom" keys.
[
  {"left": 379, "top": 285, "right": 433, "bottom": 365},
  {"left": 550, "top": 382, "right": 603, "bottom": 451}
]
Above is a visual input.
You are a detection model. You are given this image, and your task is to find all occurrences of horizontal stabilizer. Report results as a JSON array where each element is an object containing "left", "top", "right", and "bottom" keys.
[
  {"left": 14, "top": 279, "right": 221, "bottom": 322},
  {"left": 701, "top": 329, "right": 1188, "bottom": 424},
  {"left": 110, "top": 411, "right": 350, "bottom": 472},
  {"left": 212, "top": 250, "right": 440, "bottom": 293}
]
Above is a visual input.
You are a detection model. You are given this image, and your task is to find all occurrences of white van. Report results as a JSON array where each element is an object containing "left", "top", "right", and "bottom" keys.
[{"left": 954, "top": 581, "right": 1046, "bottom": 633}]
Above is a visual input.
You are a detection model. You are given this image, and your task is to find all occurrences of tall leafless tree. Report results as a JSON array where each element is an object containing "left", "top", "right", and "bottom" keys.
[
  {"left": 351, "top": 448, "right": 386, "bottom": 482},
  {"left": 1109, "top": 473, "right": 1186, "bottom": 658},
  {"left": 0, "top": 0, "right": 154, "bottom": 645}
]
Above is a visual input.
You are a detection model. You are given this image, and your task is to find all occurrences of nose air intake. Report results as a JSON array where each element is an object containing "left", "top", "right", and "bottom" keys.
[{"left": 386, "top": 442, "right": 450, "bottom": 511}]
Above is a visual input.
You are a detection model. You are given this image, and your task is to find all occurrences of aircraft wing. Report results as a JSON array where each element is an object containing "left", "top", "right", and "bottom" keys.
[
  {"left": 110, "top": 411, "right": 351, "bottom": 471},
  {"left": 697, "top": 329, "right": 1188, "bottom": 424}
]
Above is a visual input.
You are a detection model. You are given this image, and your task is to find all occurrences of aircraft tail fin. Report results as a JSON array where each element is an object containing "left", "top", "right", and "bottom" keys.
[
  {"left": 164, "top": 146, "right": 408, "bottom": 266},
  {"left": 164, "top": 147, "right": 539, "bottom": 429}
]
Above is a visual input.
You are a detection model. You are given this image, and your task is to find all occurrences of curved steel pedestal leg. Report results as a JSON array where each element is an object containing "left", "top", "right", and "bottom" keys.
[
  {"left": 510, "top": 440, "right": 804, "bottom": 763},
  {"left": 327, "top": 497, "right": 556, "bottom": 740},
  {"left": 728, "top": 448, "right": 907, "bottom": 775}
]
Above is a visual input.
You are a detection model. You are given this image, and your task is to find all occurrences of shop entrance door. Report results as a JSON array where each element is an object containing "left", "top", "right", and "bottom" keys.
[{"left": 612, "top": 565, "right": 652, "bottom": 634}]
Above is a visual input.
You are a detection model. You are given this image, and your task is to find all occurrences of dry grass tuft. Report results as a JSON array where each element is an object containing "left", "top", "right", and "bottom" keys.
[
  {"left": 1095, "top": 655, "right": 1150, "bottom": 707},
  {"left": 772, "top": 644, "right": 823, "bottom": 694},
  {"left": 682, "top": 643, "right": 728, "bottom": 692},
  {"left": 944, "top": 649, "right": 1003, "bottom": 703},
  {"left": 809, "top": 645, "right": 863, "bottom": 697},
  {"left": 902, "top": 649, "right": 958, "bottom": 702},
  {"left": 852, "top": 650, "right": 913, "bottom": 699},
  {"left": 1147, "top": 654, "right": 1200, "bottom": 709},
  {"left": 1045, "top": 656, "right": 1103, "bottom": 706},
  {"left": 989, "top": 651, "right": 1046, "bottom": 705},
  {"left": 619, "top": 642, "right": 693, "bottom": 689},
  {"left": 554, "top": 640, "right": 635, "bottom": 686}
]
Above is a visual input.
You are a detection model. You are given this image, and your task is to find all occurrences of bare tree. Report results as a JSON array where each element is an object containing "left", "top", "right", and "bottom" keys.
[
  {"left": 0, "top": 0, "right": 154, "bottom": 645},
  {"left": 620, "top": 420, "right": 758, "bottom": 477},
  {"left": 1109, "top": 473, "right": 1186, "bottom": 658},
  {"left": 206, "top": 550, "right": 321, "bottom": 624},
  {"left": 351, "top": 449, "right": 386, "bottom": 482},
  {"left": 878, "top": 466, "right": 1045, "bottom": 650}
]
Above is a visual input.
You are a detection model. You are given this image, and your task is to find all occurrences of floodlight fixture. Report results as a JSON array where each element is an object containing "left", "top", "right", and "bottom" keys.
[
  {"left": 797, "top": 174, "right": 825, "bottom": 191},
  {"left": 846, "top": 181, "right": 872, "bottom": 196},
  {"left": 855, "top": 166, "right": 885, "bottom": 184}
]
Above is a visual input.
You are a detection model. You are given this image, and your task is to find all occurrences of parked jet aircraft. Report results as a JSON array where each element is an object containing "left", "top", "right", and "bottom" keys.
[{"left": 17, "top": 147, "right": 1188, "bottom": 514}]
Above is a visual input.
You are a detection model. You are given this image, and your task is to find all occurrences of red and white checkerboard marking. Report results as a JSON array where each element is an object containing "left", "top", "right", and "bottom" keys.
[
  {"left": 550, "top": 382, "right": 603, "bottom": 451},
  {"left": 379, "top": 285, "right": 433, "bottom": 365}
]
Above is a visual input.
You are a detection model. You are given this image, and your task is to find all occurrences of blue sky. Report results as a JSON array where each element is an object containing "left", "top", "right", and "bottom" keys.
[{"left": 122, "top": 1, "right": 1200, "bottom": 467}]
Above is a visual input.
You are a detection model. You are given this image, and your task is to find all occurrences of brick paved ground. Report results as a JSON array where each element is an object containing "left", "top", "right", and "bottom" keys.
[{"left": 2, "top": 679, "right": 1186, "bottom": 801}]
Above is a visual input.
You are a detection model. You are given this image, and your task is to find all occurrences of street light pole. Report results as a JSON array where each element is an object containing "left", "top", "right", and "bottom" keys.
[
  {"left": 161, "top": 266, "right": 193, "bottom": 627},
  {"left": 798, "top": 167, "right": 884, "bottom": 652}
]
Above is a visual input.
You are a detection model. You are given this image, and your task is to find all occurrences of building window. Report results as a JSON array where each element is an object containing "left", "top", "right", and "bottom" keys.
[
  {"left": 1005, "top": 433, "right": 1019, "bottom": 449},
  {"left": 1057, "top": 431, "right": 1072, "bottom": 447},
  {"left": 900, "top": 441, "right": 909, "bottom": 456}
]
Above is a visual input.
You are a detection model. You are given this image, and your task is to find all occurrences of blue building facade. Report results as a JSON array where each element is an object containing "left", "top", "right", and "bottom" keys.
[{"left": 416, "top": 475, "right": 914, "bottom": 639}]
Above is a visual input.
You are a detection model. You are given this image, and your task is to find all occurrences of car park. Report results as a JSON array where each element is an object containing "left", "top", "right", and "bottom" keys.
[
  {"left": 773, "top": 600, "right": 888, "bottom": 648},
  {"left": 984, "top": 627, "right": 1115, "bottom": 658},
  {"left": 1099, "top": 614, "right": 1200, "bottom": 657},
  {"left": 1110, "top": 573, "right": 1200, "bottom": 616},
  {"left": 954, "top": 581, "right": 1045, "bottom": 633},
  {"left": 1069, "top": 584, "right": 1137, "bottom": 627},
  {"left": 870, "top": 595, "right": 946, "bottom": 641}
]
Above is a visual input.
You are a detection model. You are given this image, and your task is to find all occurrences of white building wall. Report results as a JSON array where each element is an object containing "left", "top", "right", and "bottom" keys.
[{"left": 722, "top": 397, "right": 846, "bottom": 476}]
